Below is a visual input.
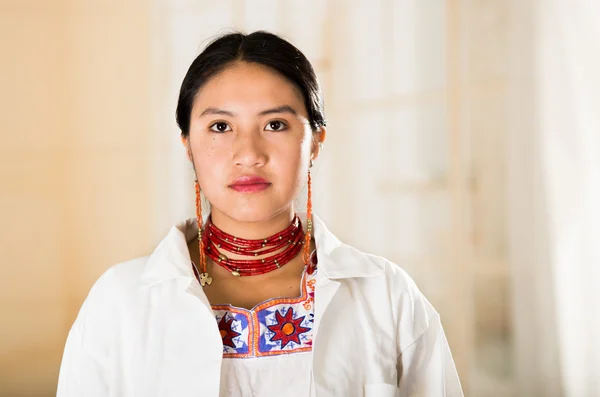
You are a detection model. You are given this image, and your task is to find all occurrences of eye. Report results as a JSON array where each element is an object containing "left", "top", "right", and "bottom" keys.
[
  {"left": 209, "top": 122, "right": 231, "bottom": 133},
  {"left": 265, "top": 120, "right": 288, "bottom": 132}
]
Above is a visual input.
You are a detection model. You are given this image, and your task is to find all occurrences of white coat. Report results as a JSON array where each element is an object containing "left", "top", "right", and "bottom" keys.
[{"left": 57, "top": 213, "right": 463, "bottom": 397}]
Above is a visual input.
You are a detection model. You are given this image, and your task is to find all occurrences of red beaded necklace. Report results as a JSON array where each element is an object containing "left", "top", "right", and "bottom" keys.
[{"left": 201, "top": 214, "right": 305, "bottom": 277}]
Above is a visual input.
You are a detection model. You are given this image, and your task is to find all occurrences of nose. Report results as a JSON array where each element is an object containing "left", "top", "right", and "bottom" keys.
[{"left": 232, "top": 129, "right": 267, "bottom": 168}]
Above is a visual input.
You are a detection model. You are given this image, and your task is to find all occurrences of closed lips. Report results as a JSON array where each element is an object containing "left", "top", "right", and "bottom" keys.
[{"left": 229, "top": 176, "right": 270, "bottom": 186}]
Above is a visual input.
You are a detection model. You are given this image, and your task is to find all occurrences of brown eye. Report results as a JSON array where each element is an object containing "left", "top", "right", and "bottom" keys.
[
  {"left": 209, "top": 122, "right": 231, "bottom": 133},
  {"left": 265, "top": 120, "right": 287, "bottom": 131}
]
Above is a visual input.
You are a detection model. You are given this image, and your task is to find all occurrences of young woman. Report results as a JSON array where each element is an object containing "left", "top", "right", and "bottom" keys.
[{"left": 57, "top": 31, "right": 463, "bottom": 397}]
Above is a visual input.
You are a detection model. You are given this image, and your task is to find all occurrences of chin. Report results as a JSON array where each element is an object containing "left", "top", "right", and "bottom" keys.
[
  {"left": 218, "top": 200, "right": 293, "bottom": 224},
  {"left": 217, "top": 205, "right": 273, "bottom": 224}
]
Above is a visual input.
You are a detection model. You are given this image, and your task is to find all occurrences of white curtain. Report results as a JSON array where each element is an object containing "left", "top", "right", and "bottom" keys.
[{"left": 508, "top": 1, "right": 600, "bottom": 396}]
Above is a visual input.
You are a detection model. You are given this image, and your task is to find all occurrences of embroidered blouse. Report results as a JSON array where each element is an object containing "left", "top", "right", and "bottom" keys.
[
  {"left": 57, "top": 214, "right": 464, "bottom": 397},
  {"left": 192, "top": 253, "right": 318, "bottom": 397}
]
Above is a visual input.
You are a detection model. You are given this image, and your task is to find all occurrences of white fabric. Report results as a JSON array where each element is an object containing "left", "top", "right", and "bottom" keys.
[
  {"left": 220, "top": 354, "right": 312, "bottom": 397},
  {"left": 214, "top": 263, "right": 317, "bottom": 396},
  {"left": 57, "top": 213, "right": 463, "bottom": 397}
]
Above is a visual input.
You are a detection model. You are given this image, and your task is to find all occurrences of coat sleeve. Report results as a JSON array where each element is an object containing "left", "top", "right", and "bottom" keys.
[
  {"left": 397, "top": 311, "right": 464, "bottom": 396},
  {"left": 57, "top": 271, "right": 114, "bottom": 397},
  {"left": 57, "top": 321, "right": 110, "bottom": 396}
]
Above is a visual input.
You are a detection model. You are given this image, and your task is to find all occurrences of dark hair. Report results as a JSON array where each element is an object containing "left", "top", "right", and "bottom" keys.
[{"left": 176, "top": 31, "right": 326, "bottom": 137}]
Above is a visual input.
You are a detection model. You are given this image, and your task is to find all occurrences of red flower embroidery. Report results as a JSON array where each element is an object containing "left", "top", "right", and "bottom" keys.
[
  {"left": 218, "top": 314, "right": 241, "bottom": 349},
  {"left": 267, "top": 307, "right": 311, "bottom": 348}
]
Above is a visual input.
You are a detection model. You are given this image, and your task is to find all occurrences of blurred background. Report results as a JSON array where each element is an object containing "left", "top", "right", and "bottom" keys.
[{"left": 1, "top": 0, "right": 599, "bottom": 396}]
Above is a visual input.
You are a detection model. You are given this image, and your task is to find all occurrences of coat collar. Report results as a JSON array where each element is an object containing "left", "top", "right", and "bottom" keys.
[{"left": 139, "top": 212, "right": 382, "bottom": 288}]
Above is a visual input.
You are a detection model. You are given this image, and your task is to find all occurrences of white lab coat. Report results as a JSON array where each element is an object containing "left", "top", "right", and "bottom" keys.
[{"left": 57, "top": 213, "right": 463, "bottom": 397}]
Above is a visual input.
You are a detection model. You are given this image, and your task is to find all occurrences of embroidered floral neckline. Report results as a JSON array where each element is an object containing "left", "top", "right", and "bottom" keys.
[{"left": 211, "top": 252, "right": 318, "bottom": 358}]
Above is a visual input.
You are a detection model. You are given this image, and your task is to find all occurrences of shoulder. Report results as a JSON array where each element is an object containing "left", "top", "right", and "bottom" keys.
[
  {"left": 335, "top": 242, "right": 422, "bottom": 295},
  {"left": 86, "top": 256, "right": 151, "bottom": 300},
  {"left": 72, "top": 256, "right": 150, "bottom": 325},
  {"left": 334, "top": 243, "right": 438, "bottom": 348},
  {"left": 103, "top": 256, "right": 151, "bottom": 290},
  {"left": 61, "top": 256, "right": 151, "bottom": 367}
]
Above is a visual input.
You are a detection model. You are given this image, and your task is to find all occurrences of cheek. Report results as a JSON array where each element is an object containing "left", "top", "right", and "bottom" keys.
[
  {"left": 193, "top": 140, "right": 225, "bottom": 181},
  {"left": 275, "top": 140, "right": 303, "bottom": 165},
  {"left": 274, "top": 143, "right": 308, "bottom": 192},
  {"left": 284, "top": 130, "right": 312, "bottom": 160}
]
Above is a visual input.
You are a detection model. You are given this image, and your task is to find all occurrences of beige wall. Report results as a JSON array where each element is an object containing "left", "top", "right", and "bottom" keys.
[
  {"left": 1, "top": 1, "right": 521, "bottom": 396},
  {"left": 1, "top": 1, "right": 70, "bottom": 394},
  {"left": 0, "top": 1, "right": 155, "bottom": 395}
]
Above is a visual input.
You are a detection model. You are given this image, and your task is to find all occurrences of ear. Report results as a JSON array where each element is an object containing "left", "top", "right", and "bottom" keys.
[
  {"left": 310, "top": 126, "right": 327, "bottom": 161},
  {"left": 181, "top": 135, "right": 193, "bottom": 162}
]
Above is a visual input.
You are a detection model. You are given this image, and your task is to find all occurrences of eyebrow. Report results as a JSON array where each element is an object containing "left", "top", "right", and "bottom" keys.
[
  {"left": 258, "top": 105, "right": 297, "bottom": 116},
  {"left": 199, "top": 105, "right": 298, "bottom": 118},
  {"left": 199, "top": 108, "right": 235, "bottom": 117}
]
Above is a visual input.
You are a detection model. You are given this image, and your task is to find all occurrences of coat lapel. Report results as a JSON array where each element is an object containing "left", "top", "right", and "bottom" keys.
[{"left": 308, "top": 214, "right": 387, "bottom": 396}]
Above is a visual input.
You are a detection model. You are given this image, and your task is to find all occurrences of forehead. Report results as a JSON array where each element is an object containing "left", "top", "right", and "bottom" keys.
[{"left": 192, "top": 62, "right": 307, "bottom": 116}]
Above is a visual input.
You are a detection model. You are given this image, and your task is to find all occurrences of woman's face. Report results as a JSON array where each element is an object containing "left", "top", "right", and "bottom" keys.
[{"left": 184, "top": 62, "right": 323, "bottom": 224}]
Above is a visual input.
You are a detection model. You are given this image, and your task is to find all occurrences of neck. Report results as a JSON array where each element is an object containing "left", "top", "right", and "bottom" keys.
[{"left": 208, "top": 206, "right": 296, "bottom": 241}]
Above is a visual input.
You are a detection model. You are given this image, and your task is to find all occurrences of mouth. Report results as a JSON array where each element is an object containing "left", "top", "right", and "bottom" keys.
[{"left": 229, "top": 176, "right": 272, "bottom": 193}]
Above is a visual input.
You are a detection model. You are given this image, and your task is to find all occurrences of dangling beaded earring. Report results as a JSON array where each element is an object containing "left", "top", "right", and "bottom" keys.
[
  {"left": 195, "top": 179, "right": 212, "bottom": 286},
  {"left": 302, "top": 160, "right": 314, "bottom": 265}
]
